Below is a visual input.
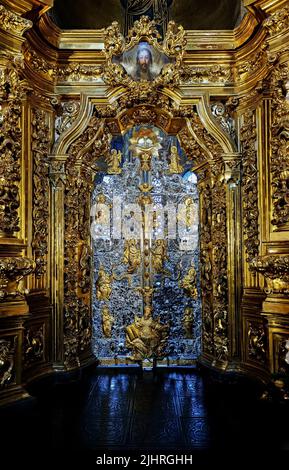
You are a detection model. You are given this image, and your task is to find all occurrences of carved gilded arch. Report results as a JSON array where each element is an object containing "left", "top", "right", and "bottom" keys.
[
  {"left": 48, "top": 90, "right": 241, "bottom": 370},
  {"left": 52, "top": 94, "right": 95, "bottom": 156},
  {"left": 51, "top": 89, "right": 236, "bottom": 162}
]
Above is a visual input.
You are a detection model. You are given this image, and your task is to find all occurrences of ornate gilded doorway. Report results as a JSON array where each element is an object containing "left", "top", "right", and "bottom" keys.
[
  {"left": 49, "top": 17, "right": 240, "bottom": 373},
  {"left": 91, "top": 125, "right": 201, "bottom": 364}
]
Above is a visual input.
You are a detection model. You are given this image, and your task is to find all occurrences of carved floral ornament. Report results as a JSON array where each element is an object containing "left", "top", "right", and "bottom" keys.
[
  {"left": 269, "top": 63, "right": 289, "bottom": 231},
  {"left": 250, "top": 255, "right": 289, "bottom": 295},
  {"left": 31, "top": 109, "right": 50, "bottom": 278},
  {"left": 0, "top": 53, "right": 31, "bottom": 238},
  {"left": 0, "top": 257, "right": 35, "bottom": 300},
  {"left": 240, "top": 110, "right": 259, "bottom": 262},
  {"left": 0, "top": 51, "right": 29, "bottom": 101},
  {"left": 25, "top": 49, "right": 103, "bottom": 84},
  {"left": 264, "top": 7, "right": 289, "bottom": 36},
  {"left": 0, "top": 5, "right": 32, "bottom": 36}
]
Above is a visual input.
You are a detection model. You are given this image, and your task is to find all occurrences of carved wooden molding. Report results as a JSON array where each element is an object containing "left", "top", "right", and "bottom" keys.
[
  {"left": 0, "top": 257, "right": 35, "bottom": 300},
  {"left": 0, "top": 5, "right": 32, "bottom": 36}
]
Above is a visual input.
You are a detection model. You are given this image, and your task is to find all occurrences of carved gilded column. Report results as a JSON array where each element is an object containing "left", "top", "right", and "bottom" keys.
[
  {"left": 222, "top": 153, "right": 242, "bottom": 362},
  {"left": 49, "top": 156, "right": 66, "bottom": 370},
  {"left": 238, "top": 107, "right": 268, "bottom": 379},
  {"left": 30, "top": 107, "right": 52, "bottom": 290},
  {"left": 0, "top": 4, "right": 33, "bottom": 51},
  {"left": 197, "top": 156, "right": 241, "bottom": 371},
  {"left": 210, "top": 160, "right": 229, "bottom": 367},
  {"left": 198, "top": 170, "right": 214, "bottom": 360}
]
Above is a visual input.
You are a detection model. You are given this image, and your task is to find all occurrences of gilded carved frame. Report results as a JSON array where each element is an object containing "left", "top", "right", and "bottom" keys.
[{"left": 50, "top": 92, "right": 240, "bottom": 370}]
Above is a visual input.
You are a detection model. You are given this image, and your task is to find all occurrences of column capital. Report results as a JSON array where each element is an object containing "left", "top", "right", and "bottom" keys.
[
  {"left": 1, "top": 1, "right": 53, "bottom": 16},
  {"left": 0, "top": 256, "right": 36, "bottom": 315},
  {"left": 49, "top": 155, "right": 67, "bottom": 188},
  {"left": 221, "top": 153, "right": 242, "bottom": 184},
  {"left": 0, "top": 1, "right": 53, "bottom": 52},
  {"left": 250, "top": 255, "right": 289, "bottom": 297}
]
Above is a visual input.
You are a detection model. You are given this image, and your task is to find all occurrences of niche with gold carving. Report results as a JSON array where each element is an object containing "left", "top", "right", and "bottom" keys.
[{"left": 91, "top": 125, "right": 201, "bottom": 364}]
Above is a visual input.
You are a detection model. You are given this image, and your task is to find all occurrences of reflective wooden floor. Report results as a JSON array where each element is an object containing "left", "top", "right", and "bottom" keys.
[{"left": 1, "top": 369, "right": 288, "bottom": 464}]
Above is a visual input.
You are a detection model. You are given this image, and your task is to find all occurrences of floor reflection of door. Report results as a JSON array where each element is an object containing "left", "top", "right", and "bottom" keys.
[{"left": 92, "top": 125, "right": 201, "bottom": 364}]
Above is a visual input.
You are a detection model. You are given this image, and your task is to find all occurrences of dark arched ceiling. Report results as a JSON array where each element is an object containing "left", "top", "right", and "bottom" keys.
[
  {"left": 50, "top": 0, "right": 242, "bottom": 31},
  {"left": 172, "top": 0, "right": 241, "bottom": 30},
  {"left": 50, "top": 0, "right": 125, "bottom": 30}
]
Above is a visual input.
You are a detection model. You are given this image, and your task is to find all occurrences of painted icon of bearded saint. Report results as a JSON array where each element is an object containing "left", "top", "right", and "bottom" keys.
[
  {"left": 134, "top": 44, "right": 154, "bottom": 81},
  {"left": 119, "top": 41, "right": 170, "bottom": 82}
]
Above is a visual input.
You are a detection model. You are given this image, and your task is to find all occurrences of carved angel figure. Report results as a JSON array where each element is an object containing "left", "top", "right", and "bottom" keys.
[
  {"left": 96, "top": 266, "right": 112, "bottom": 301},
  {"left": 107, "top": 149, "right": 122, "bottom": 174},
  {"left": 168, "top": 145, "right": 183, "bottom": 174},
  {"left": 151, "top": 239, "right": 167, "bottom": 273},
  {"left": 183, "top": 306, "right": 194, "bottom": 339},
  {"left": 123, "top": 239, "right": 141, "bottom": 273},
  {"left": 180, "top": 265, "right": 198, "bottom": 299},
  {"left": 126, "top": 306, "right": 169, "bottom": 360},
  {"left": 102, "top": 305, "right": 114, "bottom": 338}
]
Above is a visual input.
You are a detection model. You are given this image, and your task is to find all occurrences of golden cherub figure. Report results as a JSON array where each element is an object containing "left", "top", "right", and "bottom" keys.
[
  {"left": 107, "top": 149, "right": 122, "bottom": 174},
  {"left": 136, "top": 286, "right": 154, "bottom": 306},
  {"left": 168, "top": 145, "right": 183, "bottom": 174}
]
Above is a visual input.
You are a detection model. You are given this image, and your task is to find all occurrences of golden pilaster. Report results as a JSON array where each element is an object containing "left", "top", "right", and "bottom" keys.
[
  {"left": 223, "top": 153, "right": 242, "bottom": 363},
  {"left": 49, "top": 156, "right": 66, "bottom": 369}
]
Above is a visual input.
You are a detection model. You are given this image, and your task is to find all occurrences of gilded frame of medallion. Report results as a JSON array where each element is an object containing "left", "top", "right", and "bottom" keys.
[{"left": 102, "top": 15, "right": 186, "bottom": 92}]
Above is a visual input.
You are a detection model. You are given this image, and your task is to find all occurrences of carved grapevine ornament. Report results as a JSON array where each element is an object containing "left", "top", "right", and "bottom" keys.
[
  {"left": 31, "top": 109, "right": 50, "bottom": 277},
  {"left": 270, "top": 64, "right": 289, "bottom": 231},
  {"left": 240, "top": 110, "right": 260, "bottom": 261}
]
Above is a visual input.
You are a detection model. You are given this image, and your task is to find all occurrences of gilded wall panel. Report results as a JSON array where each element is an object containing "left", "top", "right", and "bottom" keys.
[
  {"left": 0, "top": 79, "right": 22, "bottom": 237},
  {"left": 199, "top": 181, "right": 214, "bottom": 355},
  {"left": 63, "top": 113, "right": 110, "bottom": 368}
]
